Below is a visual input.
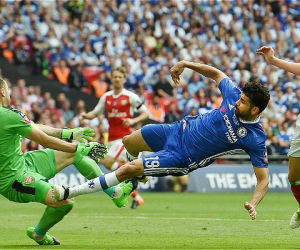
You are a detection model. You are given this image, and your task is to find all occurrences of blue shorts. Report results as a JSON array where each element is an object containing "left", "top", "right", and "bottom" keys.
[{"left": 141, "top": 121, "right": 190, "bottom": 177}]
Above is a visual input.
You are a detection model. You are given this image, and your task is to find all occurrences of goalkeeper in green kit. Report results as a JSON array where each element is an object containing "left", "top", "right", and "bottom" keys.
[{"left": 0, "top": 78, "right": 135, "bottom": 245}]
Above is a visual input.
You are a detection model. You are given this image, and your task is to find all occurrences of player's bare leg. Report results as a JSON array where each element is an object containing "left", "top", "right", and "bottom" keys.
[
  {"left": 288, "top": 157, "right": 300, "bottom": 228},
  {"left": 130, "top": 189, "right": 145, "bottom": 209},
  {"left": 123, "top": 130, "right": 152, "bottom": 182},
  {"left": 101, "top": 155, "right": 121, "bottom": 171},
  {"left": 122, "top": 129, "right": 153, "bottom": 160},
  {"left": 123, "top": 130, "right": 152, "bottom": 209}
]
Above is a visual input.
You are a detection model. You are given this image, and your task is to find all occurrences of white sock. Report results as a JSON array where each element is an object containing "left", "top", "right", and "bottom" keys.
[
  {"left": 68, "top": 178, "right": 102, "bottom": 199},
  {"left": 68, "top": 173, "right": 120, "bottom": 199},
  {"left": 105, "top": 172, "right": 120, "bottom": 187}
]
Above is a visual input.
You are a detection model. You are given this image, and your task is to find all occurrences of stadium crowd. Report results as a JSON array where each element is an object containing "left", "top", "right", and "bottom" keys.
[{"left": 0, "top": 0, "right": 300, "bottom": 155}]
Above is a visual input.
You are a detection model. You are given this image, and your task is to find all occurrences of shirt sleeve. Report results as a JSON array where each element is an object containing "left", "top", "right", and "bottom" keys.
[
  {"left": 130, "top": 93, "right": 147, "bottom": 112},
  {"left": 218, "top": 77, "right": 241, "bottom": 100},
  {"left": 92, "top": 94, "right": 106, "bottom": 115},
  {"left": 246, "top": 142, "right": 268, "bottom": 168},
  {"left": 7, "top": 109, "right": 33, "bottom": 137}
]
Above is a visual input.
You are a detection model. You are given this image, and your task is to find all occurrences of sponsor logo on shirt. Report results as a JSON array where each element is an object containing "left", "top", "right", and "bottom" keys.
[
  {"left": 223, "top": 114, "right": 238, "bottom": 143},
  {"left": 108, "top": 109, "right": 127, "bottom": 118}
]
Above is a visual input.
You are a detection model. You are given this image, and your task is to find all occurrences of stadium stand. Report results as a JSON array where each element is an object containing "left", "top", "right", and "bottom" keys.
[{"left": 0, "top": 0, "right": 299, "bottom": 155}]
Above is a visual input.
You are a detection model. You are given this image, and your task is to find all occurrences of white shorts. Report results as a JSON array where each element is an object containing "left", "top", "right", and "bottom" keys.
[
  {"left": 107, "top": 139, "right": 127, "bottom": 162},
  {"left": 288, "top": 115, "right": 300, "bottom": 157}
]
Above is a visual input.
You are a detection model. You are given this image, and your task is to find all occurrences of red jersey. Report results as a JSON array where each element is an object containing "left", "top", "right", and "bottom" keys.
[{"left": 92, "top": 89, "right": 146, "bottom": 141}]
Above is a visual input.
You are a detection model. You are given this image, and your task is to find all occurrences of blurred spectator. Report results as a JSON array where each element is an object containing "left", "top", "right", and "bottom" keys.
[
  {"left": 67, "top": 44, "right": 82, "bottom": 68},
  {"left": 53, "top": 59, "right": 70, "bottom": 85},
  {"left": 188, "top": 73, "right": 206, "bottom": 95},
  {"left": 153, "top": 70, "right": 176, "bottom": 98},
  {"left": 68, "top": 64, "right": 88, "bottom": 91},
  {"left": 148, "top": 95, "right": 165, "bottom": 123},
  {"left": 81, "top": 43, "right": 99, "bottom": 67},
  {"left": 65, "top": 1, "right": 84, "bottom": 20},
  {"left": 91, "top": 73, "right": 108, "bottom": 98},
  {"left": 60, "top": 99, "right": 74, "bottom": 125},
  {"left": 31, "top": 102, "right": 41, "bottom": 123},
  {"left": 56, "top": 92, "right": 67, "bottom": 109},
  {"left": 278, "top": 122, "right": 294, "bottom": 155},
  {"left": 14, "top": 41, "right": 31, "bottom": 64},
  {"left": 16, "top": 79, "right": 27, "bottom": 95},
  {"left": 43, "top": 98, "right": 65, "bottom": 127},
  {"left": 164, "top": 102, "right": 180, "bottom": 124}
]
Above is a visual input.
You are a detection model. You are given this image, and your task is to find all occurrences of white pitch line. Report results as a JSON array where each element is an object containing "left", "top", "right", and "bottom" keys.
[
  {"left": 3, "top": 213, "right": 289, "bottom": 222},
  {"left": 69, "top": 214, "right": 288, "bottom": 222}
]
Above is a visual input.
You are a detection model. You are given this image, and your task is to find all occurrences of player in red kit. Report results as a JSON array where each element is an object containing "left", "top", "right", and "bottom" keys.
[{"left": 81, "top": 67, "right": 149, "bottom": 209}]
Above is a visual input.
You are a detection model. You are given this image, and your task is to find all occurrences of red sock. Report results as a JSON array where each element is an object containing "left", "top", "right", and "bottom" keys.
[
  {"left": 131, "top": 190, "right": 138, "bottom": 198},
  {"left": 291, "top": 185, "right": 300, "bottom": 204}
]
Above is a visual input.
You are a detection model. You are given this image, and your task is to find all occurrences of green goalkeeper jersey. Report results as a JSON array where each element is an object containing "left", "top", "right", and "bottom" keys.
[{"left": 0, "top": 106, "right": 33, "bottom": 194}]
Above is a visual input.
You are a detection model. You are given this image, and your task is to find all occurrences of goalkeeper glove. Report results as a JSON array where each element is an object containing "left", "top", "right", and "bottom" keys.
[
  {"left": 62, "top": 127, "right": 95, "bottom": 141},
  {"left": 76, "top": 141, "right": 108, "bottom": 162}
]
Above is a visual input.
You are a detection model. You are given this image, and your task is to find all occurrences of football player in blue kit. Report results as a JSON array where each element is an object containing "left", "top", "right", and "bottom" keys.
[{"left": 56, "top": 61, "right": 270, "bottom": 220}]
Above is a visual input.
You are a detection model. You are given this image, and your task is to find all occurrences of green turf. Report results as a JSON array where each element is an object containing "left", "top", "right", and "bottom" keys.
[{"left": 0, "top": 192, "right": 298, "bottom": 249}]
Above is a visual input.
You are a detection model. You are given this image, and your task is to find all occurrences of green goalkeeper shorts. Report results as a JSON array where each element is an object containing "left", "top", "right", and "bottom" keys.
[{"left": 3, "top": 149, "right": 57, "bottom": 204}]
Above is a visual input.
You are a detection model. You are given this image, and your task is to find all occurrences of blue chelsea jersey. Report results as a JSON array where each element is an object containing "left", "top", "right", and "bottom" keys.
[{"left": 182, "top": 77, "right": 268, "bottom": 168}]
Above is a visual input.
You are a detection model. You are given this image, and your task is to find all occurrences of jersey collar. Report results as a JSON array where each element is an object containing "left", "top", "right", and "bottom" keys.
[
  {"left": 239, "top": 116, "right": 260, "bottom": 124},
  {"left": 112, "top": 89, "right": 125, "bottom": 98}
]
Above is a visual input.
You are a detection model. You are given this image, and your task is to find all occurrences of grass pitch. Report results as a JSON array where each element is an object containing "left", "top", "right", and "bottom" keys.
[{"left": 0, "top": 192, "right": 298, "bottom": 249}]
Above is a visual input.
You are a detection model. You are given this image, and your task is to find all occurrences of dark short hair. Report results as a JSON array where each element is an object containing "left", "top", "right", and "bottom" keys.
[{"left": 242, "top": 82, "right": 270, "bottom": 114}]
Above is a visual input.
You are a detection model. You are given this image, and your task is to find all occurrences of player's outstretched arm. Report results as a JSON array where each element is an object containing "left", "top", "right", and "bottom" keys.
[
  {"left": 170, "top": 60, "right": 227, "bottom": 87},
  {"left": 80, "top": 94, "right": 105, "bottom": 120},
  {"left": 26, "top": 127, "right": 106, "bottom": 161},
  {"left": 256, "top": 46, "right": 300, "bottom": 76},
  {"left": 245, "top": 167, "right": 269, "bottom": 220},
  {"left": 80, "top": 111, "right": 98, "bottom": 120},
  {"left": 32, "top": 123, "right": 62, "bottom": 138},
  {"left": 123, "top": 110, "right": 149, "bottom": 127},
  {"left": 26, "top": 126, "right": 77, "bottom": 153},
  {"left": 33, "top": 123, "right": 95, "bottom": 141}
]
